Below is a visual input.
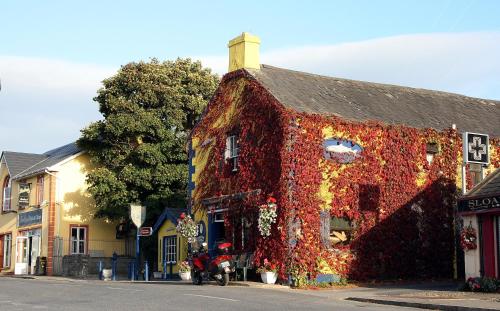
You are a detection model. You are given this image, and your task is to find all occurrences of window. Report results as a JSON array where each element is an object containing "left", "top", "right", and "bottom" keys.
[
  {"left": 71, "top": 226, "right": 87, "bottom": 254},
  {"left": 36, "top": 176, "right": 44, "bottom": 206},
  {"left": 3, "top": 234, "right": 11, "bottom": 267},
  {"left": 321, "top": 213, "right": 354, "bottom": 248},
  {"left": 2, "top": 176, "right": 11, "bottom": 211},
  {"left": 469, "top": 163, "right": 482, "bottom": 188},
  {"left": 163, "top": 236, "right": 177, "bottom": 264},
  {"left": 426, "top": 143, "right": 439, "bottom": 165},
  {"left": 225, "top": 135, "right": 239, "bottom": 172}
]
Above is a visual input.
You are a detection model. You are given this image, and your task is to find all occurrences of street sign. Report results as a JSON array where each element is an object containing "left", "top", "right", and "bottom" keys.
[
  {"left": 130, "top": 204, "right": 146, "bottom": 228},
  {"left": 139, "top": 227, "right": 153, "bottom": 236},
  {"left": 463, "top": 132, "right": 489, "bottom": 165}
]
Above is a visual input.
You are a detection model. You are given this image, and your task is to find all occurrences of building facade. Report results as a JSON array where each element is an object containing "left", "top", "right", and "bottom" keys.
[
  {"left": 0, "top": 143, "right": 126, "bottom": 275},
  {"left": 184, "top": 33, "right": 500, "bottom": 282}
]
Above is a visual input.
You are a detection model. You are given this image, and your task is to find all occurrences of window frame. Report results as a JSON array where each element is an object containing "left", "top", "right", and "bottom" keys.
[
  {"left": 225, "top": 135, "right": 239, "bottom": 172},
  {"left": 36, "top": 175, "right": 45, "bottom": 206},
  {"left": 2, "top": 176, "right": 11, "bottom": 212},
  {"left": 69, "top": 225, "right": 88, "bottom": 255},
  {"left": 3, "top": 233, "right": 12, "bottom": 268},
  {"left": 163, "top": 235, "right": 177, "bottom": 264}
]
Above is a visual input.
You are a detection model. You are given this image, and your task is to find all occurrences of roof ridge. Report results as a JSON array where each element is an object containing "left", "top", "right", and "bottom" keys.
[{"left": 257, "top": 64, "right": 500, "bottom": 103}]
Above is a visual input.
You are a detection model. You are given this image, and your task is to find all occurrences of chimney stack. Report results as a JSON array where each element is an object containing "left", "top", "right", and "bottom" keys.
[{"left": 228, "top": 32, "right": 261, "bottom": 72}]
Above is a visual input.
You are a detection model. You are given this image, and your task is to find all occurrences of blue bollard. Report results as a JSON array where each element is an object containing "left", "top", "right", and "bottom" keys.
[
  {"left": 169, "top": 262, "right": 173, "bottom": 279},
  {"left": 98, "top": 260, "right": 103, "bottom": 280},
  {"left": 144, "top": 261, "right": 149, "bottom": 282},
  {"left": 112, "top": 252, "right": 117, "bottom": 281},
  {"left": 163, "top": 260, "right": 167, "bottom": 280},
  {"left": 131, "top": 262, "right": 135, "bottom": 282}
]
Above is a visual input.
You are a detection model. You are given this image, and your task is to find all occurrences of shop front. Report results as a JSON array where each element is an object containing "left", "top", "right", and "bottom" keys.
[
  {"left": 459, "top": 169, "right": 500, "bottom": 279},
  {"left": 15, "top": 209, "right": 43, "bottom": 275}
]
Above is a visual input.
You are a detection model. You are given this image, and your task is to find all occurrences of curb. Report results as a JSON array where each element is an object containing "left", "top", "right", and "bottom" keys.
[{"left": 346, "top": 297, "right": 499, "bottom": 311}]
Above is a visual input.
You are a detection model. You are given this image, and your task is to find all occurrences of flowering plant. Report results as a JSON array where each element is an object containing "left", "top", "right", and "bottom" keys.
[
  {"left": 258, "top": 197, "right": 278, "bottom": 238},
  {"left": 178, "top": 260, "right": 191, "bottom": 273},
  {"left": 460, "top": 224, "right": 477, "bottom": 251},
  {"left": 176, "top": 213, "right": 198, "bottom": 243},
  {"left": 256, "top": 258, "right": 278, "bottom": 273}
]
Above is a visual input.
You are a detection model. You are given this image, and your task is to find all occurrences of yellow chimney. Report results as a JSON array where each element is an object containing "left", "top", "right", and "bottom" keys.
[{"left": 228, "top": 32, "right": 261, "bottom": 72}]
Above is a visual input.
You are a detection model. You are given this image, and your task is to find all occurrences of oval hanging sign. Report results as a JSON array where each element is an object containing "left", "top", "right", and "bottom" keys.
[{"left": 323, "top": 139, "right": 363, "bottom": 163}]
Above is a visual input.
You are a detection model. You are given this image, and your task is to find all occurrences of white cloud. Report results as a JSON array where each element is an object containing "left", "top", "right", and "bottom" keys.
[
  {"left": 0, "top": 56, "right": 116, "bottom": 152},
  {"left": 1, "top": 32, "right": 499, "bottom": 152},
  {"left": 199, "top": 32, "right": 500, "bottom": 100}
]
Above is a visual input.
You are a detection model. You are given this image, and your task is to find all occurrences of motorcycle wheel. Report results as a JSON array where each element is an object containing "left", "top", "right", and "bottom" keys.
[
  {"left": 192, "top": 271, "right": 203, "bottom": 285},
  {"left": 216, "top": 273, "right": 229, "bottom": 286}
]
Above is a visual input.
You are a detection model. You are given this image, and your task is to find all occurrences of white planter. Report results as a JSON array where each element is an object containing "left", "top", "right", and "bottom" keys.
[
  {"left": 153, "top": 271, "right": 162, "bottom": 279},
  {"left": 260, "top": 272, "right": 277, "bottom": 284},
  {"left": 102, "top": 269, "right": 112, "bottom": 281},
  {"left": 179, "top": 271, "right": 191, "bottom": 281}
]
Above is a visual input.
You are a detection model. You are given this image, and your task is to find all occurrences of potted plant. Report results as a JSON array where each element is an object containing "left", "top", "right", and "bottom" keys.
[
  {"left": 257, "top": 258, "right": 278, "bottom": 284},
  {"left": 178, "top": 260, "right": 191, "bottom": 281}
]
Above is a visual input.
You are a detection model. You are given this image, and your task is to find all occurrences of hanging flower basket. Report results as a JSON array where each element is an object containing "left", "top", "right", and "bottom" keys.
[
  {"left": 176, "top": 213, "right": 198, "bottom": 243},
  {"left": 460, "top": 224, "right": 477, "bottom": 251},
  {"left": 258, "top": 197, "right": 278, "bottom": 238}
]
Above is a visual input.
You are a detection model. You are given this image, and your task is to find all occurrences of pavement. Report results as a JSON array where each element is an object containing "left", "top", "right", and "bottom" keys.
[{"left": 1, "top": 275, "right": 499, "bottom": 310}]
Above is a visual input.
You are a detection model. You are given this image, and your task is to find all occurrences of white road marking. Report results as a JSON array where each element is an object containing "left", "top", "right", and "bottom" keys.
[
  {"left": 106, "top": 286, "right": 144, "bottom": 292},
  {"left": 183, "top": 294, "right": 239, "bottom": 302}
]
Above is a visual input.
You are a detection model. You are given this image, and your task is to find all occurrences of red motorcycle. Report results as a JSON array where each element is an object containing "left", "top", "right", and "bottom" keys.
[{"left": 190, "top": 242, "right": 234, "bottom": 286}]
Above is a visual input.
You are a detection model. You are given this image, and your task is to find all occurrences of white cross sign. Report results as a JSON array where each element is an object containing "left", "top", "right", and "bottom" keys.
[{"left": 463, "top": 132, "right": 489, "bottom": 165}]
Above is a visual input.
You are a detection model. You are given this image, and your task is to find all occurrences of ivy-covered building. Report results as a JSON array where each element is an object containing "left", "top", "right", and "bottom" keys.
[{"left": 186, "top": 32, "right": 500, "bottom": 281}]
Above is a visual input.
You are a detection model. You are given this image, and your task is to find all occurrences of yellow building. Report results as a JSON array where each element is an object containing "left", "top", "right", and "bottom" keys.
[{"left": 0, "top": 142, "right": 126, "bottom": 276}]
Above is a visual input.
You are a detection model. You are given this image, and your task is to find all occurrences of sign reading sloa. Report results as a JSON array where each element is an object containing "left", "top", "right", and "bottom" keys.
[{"left": 463, "top": 132, "right": 489, "bottom": 165}]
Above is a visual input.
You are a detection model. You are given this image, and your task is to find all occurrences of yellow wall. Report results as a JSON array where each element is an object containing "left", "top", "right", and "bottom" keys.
[
  {"left": 157, "top": 219, "right": 186, "bottom": 274},
  {"left": 0, "top": 151, "right": 124, "bottom": 275},
  {"left": 55, "top": 153, "right": 123, "bottom": 257}
]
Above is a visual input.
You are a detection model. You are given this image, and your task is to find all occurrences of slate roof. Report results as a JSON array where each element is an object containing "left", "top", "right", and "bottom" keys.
[
  {"left": 248, "top": 65, "right": 500, "bottom": 137},
  {"left": 0, "top": 152, "right": 46, "bottom": 177},
  {"left": 461, "top": 169, "right": 500, "bottom": 198},
  {"left": 153, "top": 207, "right": 186, "bottom": 232},
  {"left": 1, "top": 142, "right": 82, "bottom": 180}
]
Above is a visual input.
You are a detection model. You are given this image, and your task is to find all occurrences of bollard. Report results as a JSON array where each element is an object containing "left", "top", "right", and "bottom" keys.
[
  {"left": 112, "top": 252, "right": 117, "bottom": 281},
  {"left": 163, "top": 260, "right": 167, "bottom": 280},
  {"left": 98, "top": 260, "right": 103, "bottom": 280},
  {"left": 169, "top": 262, "right": 173, "bottom": 279},
  {"left": 144, "top": 261, "right": 149, "bottom": 282},
  {"left": 131, "top": 262, "right": 135, "bottom": 282}
]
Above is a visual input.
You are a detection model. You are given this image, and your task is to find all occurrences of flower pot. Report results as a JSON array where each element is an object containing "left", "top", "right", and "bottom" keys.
[
  {"left": 260, "top": 272, "right": 277, "bottom": 284},
  {"left": 102, "top": 269, "right": 112, "bottom": 281},
  {"left": 179, "top": 271, "right": 191, "bottom": 281}
]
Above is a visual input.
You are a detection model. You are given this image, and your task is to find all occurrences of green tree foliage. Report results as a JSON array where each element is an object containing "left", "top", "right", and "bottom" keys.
[{"left": 78, "top": 58, "right": 219, "bottom": 219}]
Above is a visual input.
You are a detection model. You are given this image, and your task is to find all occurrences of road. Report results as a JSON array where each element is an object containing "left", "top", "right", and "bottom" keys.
[{"left": 0, "top": 277, "right": 422, "bottom": 311}]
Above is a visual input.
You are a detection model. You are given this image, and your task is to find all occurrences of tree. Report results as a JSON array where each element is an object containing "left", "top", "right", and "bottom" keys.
[{"left": 78, "top": 58, "right": 219, "bottom": 220}]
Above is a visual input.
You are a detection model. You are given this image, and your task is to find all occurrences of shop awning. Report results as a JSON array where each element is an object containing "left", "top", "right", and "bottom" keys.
[{"left": 458, "top": 169, "right": 500, "bottom": 215}]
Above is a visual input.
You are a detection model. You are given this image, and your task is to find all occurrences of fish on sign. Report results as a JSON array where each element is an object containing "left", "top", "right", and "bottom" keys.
[
  {"left": 463, "top": 132, "right": 489, "bottom": 165},
  {"left": 130, "top": 204, "right": 146, "bottom": 228},
  {"left": 323, "top": 138, "right": 363, "bottom": 164}
]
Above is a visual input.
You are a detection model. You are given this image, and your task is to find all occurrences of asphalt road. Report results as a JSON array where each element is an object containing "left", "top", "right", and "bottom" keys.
[{"left": 0, "top": 278, "right": 422, "bottom": 311}]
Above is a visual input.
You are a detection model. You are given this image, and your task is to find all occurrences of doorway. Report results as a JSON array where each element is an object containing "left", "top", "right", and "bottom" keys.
[
  {"left": 15, "top": 230, "right": 41, "bottom": 275},
  {"left": 208, "top": 210, "right": 226, "bottom": 257}
]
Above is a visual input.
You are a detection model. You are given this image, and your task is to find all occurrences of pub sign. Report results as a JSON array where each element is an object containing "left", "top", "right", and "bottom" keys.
[
  {"left": 18, "top": 209, "right": 42, "bottom": 228},
  {"left": 463, "top": 132, "right": 489, "bottom": 165},
  {"left": 459, "top": 195, "right": 500, "bottom": 213},
  {"left": 18, "top": 183, "right": 30, "bottom": 208}
]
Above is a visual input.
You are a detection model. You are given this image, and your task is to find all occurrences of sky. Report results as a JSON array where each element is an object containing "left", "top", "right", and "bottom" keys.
[{"left": 1, "top": 0, "right": 499, "bottom": 153}]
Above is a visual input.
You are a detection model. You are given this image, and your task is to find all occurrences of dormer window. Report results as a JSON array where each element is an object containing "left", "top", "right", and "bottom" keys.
[
  {"left": 225, "top": 135, "right": 239, "bottom": 172},
  {"left": 2, "top": 176, "right": 11, "bottom": 212},
  {"left": 426, "top": 142, "right": 439, "bottom": 165}
]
